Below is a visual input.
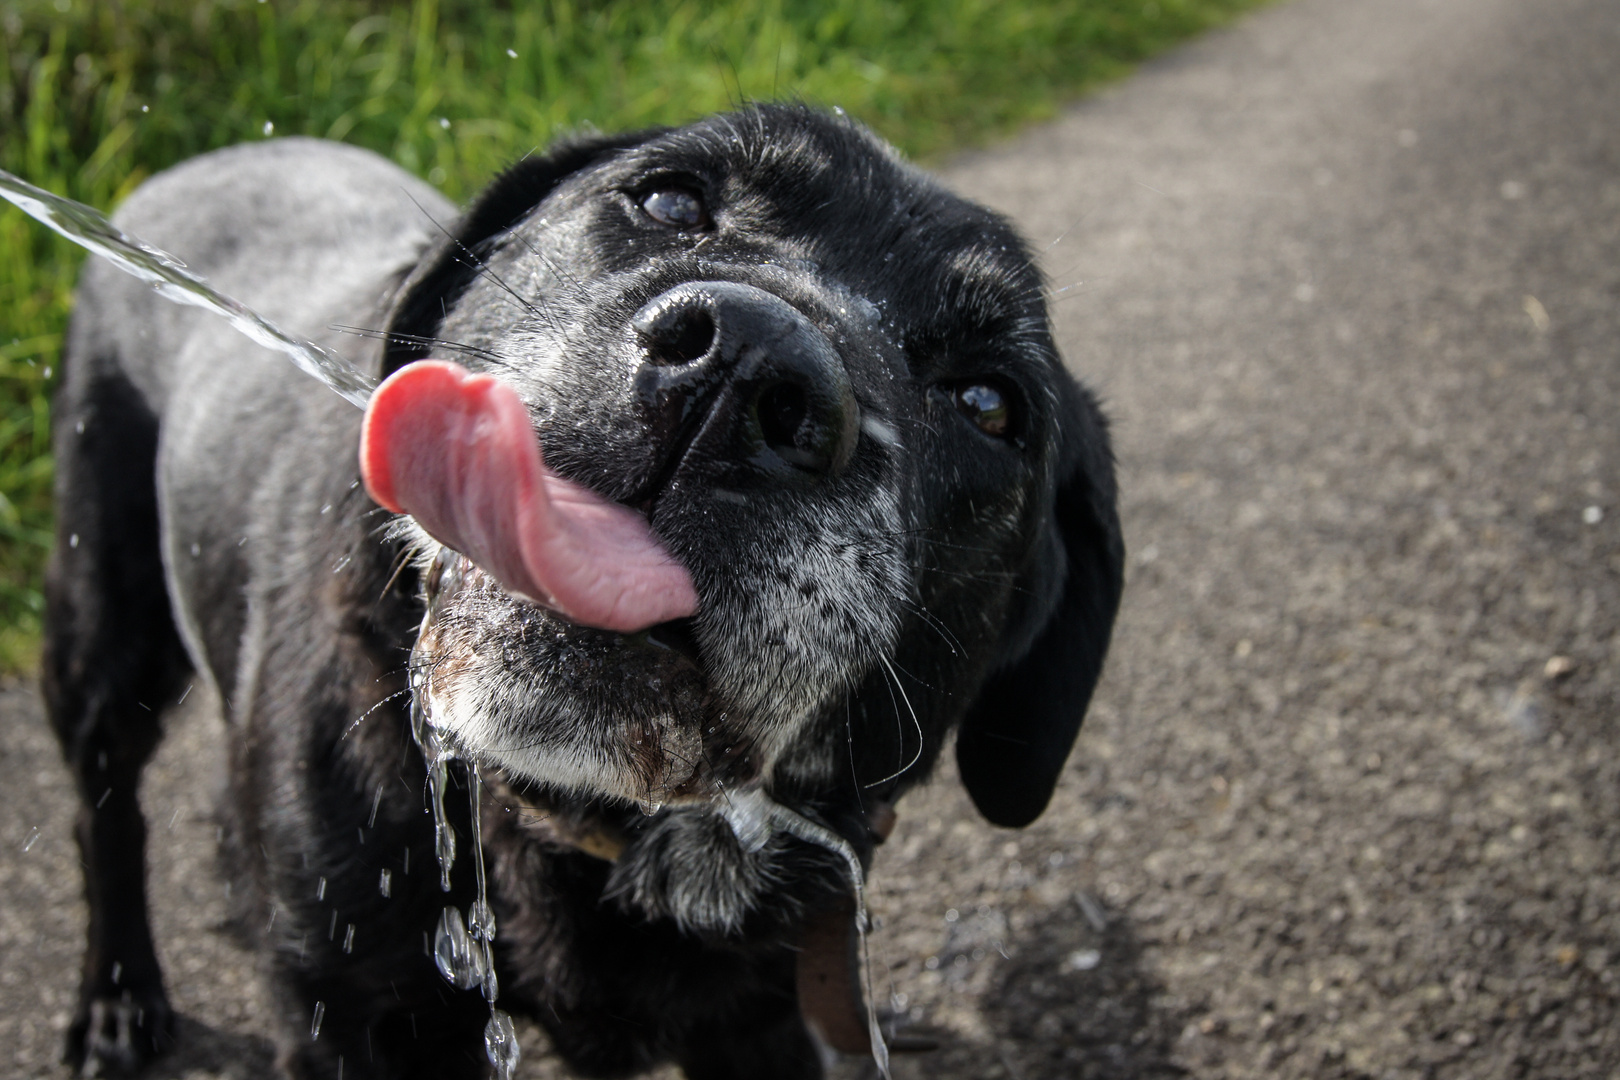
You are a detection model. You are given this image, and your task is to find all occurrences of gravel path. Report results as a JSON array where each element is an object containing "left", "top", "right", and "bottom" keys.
[{"left": 4, "top": 0, "right": 1617, "bottom": 1076}]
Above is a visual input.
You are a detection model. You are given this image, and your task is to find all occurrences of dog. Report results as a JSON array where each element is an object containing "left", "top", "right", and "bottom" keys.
[{"left": 44, "top": 104, "right": 1122, "bottom": 1079}]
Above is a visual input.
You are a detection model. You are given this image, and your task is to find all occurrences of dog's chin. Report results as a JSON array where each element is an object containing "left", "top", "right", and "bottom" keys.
[{"left": 414, "top": 556, "right": 721, "bottom": 810}]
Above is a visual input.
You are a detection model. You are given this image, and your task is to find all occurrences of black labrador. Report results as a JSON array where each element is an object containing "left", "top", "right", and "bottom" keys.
[{"left": 45, "top": 104, "right": 1122, "bottom": 1079}]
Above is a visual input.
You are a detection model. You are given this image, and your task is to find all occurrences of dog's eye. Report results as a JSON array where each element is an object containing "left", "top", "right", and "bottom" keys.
[
  {"left": 640, "top": 188, "right": 709, "bottom": 229},
  {"left": 951, "top": 382, "right": 1013, "bottom": 439}
]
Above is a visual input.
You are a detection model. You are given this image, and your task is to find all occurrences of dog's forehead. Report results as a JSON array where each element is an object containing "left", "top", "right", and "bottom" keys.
[{"left": 571, "top": 108, "right": 1044, "bottom": 315}]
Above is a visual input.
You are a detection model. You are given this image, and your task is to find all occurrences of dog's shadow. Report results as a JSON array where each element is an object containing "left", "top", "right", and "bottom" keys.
[
  {"left": 988, "top": 900, "right": 1186, "bottom": 1079},
  {"left": 883, "top": 896, "right": 1186, "bottom": 1080},
  {"left": 141, "top": 1017, "right": 279, "bottom": 1080}
]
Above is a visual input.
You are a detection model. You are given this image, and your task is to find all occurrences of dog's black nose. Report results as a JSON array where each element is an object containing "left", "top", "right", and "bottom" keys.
[{"left": 632, "top": 282, "right": 859, "bottom": 481}]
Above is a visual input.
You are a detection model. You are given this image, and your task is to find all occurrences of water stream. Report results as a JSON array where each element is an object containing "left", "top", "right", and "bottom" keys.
[
  {"left": 716, "top": 788, "right": 892, "bottom": 1076},
  {"left": 411, "top": 610, "right": 520, "bottom": 1080},
  {"left": 0, "top": 167, "right": 375, "bottom": 408},
  {"left": 5, "top": 165, "right": 889, "bottom": 1078}
]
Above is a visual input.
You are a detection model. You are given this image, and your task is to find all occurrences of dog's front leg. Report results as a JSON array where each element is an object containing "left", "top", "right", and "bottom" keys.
[
  {"left": 43, "top": 366, "right": 193, "bottom": 1076},
  {"left": 240, "top": 626, "right": 495, "bottom": 1080}
]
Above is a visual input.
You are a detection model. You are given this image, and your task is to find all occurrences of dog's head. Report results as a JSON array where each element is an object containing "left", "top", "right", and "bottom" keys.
[{"left": 381, "top": 105, "right": 1121, "bottom": 909}]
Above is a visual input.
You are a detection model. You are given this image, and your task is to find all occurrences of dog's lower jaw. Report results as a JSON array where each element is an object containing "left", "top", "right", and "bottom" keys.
[
  {"left": 422, "top": 682, "right": 708, "bottom": 813},
  {"left": 411, "top": 553, "right": 716, "bottom": 809}
]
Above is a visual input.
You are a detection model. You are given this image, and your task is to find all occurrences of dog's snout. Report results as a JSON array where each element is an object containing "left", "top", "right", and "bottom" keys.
[{"left": 632, "top": 282, "right": 859, "bottom": 482}]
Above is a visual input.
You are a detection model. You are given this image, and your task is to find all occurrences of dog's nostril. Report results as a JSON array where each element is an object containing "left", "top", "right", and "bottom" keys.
[
  {"left": 751, "top": 380, "right": 829, "bottom": 472},
  {"left": 638, "top": 305, "right": 717, "bottom": 367},
  {"left": 757, "top": 381, "right": 814, "bottom": 461}
]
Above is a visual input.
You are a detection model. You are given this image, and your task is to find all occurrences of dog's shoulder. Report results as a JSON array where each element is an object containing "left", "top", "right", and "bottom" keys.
[{"left": 71, "top": 139, "right": 452, "bottom": 416}]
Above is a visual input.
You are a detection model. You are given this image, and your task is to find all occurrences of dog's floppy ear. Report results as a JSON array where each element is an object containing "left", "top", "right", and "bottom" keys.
[
  {"left": 382, "top": 128, "right": 665, "bottom": 377},
  {"left": 955, "top": 382, "right": 1124, "bottom": 828}
]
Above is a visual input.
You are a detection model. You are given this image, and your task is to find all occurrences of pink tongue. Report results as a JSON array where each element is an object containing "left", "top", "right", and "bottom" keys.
[{"left": 360, "top": 360, "right": 699, "bottom": 633}]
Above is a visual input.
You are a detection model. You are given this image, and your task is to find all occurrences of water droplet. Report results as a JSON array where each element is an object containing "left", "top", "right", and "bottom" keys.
[
  {"left": 111, "top": 962, "right": 121, "bottom": 984},
  {"left": 378, "top": 869, "right": 392, "bottom": 897},
  {"left": 311, "top": 1001, "right": 326, "bottom": 1040},
  {"left": 1065, "top": 948, "right": 1102, "bottom": 972},
  {"left": 21, "top": 826, "right": 40, "bottom": 852},
  {"left": 467, "top": 898, "right": 496, "bottom": 943},
  {"left": 190, "top": 542, "right": 201, "bottom": 557},
  {"left": 431, "top": 762, "right": 456, "bottom": 891},
  {"left": 317, "top": 876, "right": 327, "bottom": 901},
  {"left": 434, "top": 906, "right": 486, "bottom": 990},
  {"left": 69, "top": 533, "right": 79, "bottom": 548},
  {"left": 141, "top": 104, "right": 149, "bottom": 113},
  {"left": 484, "top": 1010, "right": 522, "bottom": 1080},
  {"left": 263, "top": 120, "right": 275, "bottom": 136},
  {"left": 506, "top": 48, "right": 518, "bottom": 58},
  {"left": 343, "top": 923, "right": 356, "bottom": 953},
  {"left": 75, "top": 419, "right": 85, "bottom": 434},
  {"left": 439, "top": 117, "right": 451, "bottom": 130}
]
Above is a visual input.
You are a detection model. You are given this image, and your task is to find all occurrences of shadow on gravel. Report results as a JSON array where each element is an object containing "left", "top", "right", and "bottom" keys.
[
  {"left": 147, "top": 1016, "right": 278, "bottom": 1080},
  {"left": 983, "top": 900, "right": 1186, "bottom": 1080}
]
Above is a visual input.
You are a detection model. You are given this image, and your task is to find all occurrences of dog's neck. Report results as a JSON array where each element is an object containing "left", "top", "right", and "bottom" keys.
[{"left": 483, "top": 772, "right": 900, "bottom": 1057}]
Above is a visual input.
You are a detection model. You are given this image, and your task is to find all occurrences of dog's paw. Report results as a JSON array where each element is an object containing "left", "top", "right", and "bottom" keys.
[{"left": 64, "top": 993, "right": 175, "bottom": 1077}]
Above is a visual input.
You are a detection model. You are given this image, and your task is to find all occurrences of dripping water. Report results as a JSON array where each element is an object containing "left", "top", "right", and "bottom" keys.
[
  {"left": 0, "top": 167, "right": 375, "bottom": 408},
  {"left": 717, "top": 788, "right": 891, "bottom": 1076},
  {"left": 413, "top": 588, "right": 521, "bottom": 1080}
]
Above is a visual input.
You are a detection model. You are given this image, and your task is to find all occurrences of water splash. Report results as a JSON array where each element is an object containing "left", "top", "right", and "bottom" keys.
[{"left": 0, "top": 167, "right": 375, "bottom": 408}]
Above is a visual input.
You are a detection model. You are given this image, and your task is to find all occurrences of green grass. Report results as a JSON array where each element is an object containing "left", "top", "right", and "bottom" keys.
[{"left": 0, "top": 0, "right": 1265, "bottom": 672}]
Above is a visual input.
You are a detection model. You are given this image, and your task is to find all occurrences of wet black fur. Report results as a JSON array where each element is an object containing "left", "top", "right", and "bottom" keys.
[{"left": 44, "top": 105, "right": 1122, "bottom": 1079}]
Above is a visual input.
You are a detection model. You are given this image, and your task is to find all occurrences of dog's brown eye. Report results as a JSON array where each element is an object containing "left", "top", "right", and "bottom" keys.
[
  {"left": 952, "top": 382, "right": 1012, "bottom": 438},
  {"left": 641, "top": 189, "right": 708, "bottom": 229}
]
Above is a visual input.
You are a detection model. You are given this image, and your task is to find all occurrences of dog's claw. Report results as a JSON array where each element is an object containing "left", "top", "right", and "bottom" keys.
[{"left": 65, "top": 994, "right": 174, "bottom": 1077}]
